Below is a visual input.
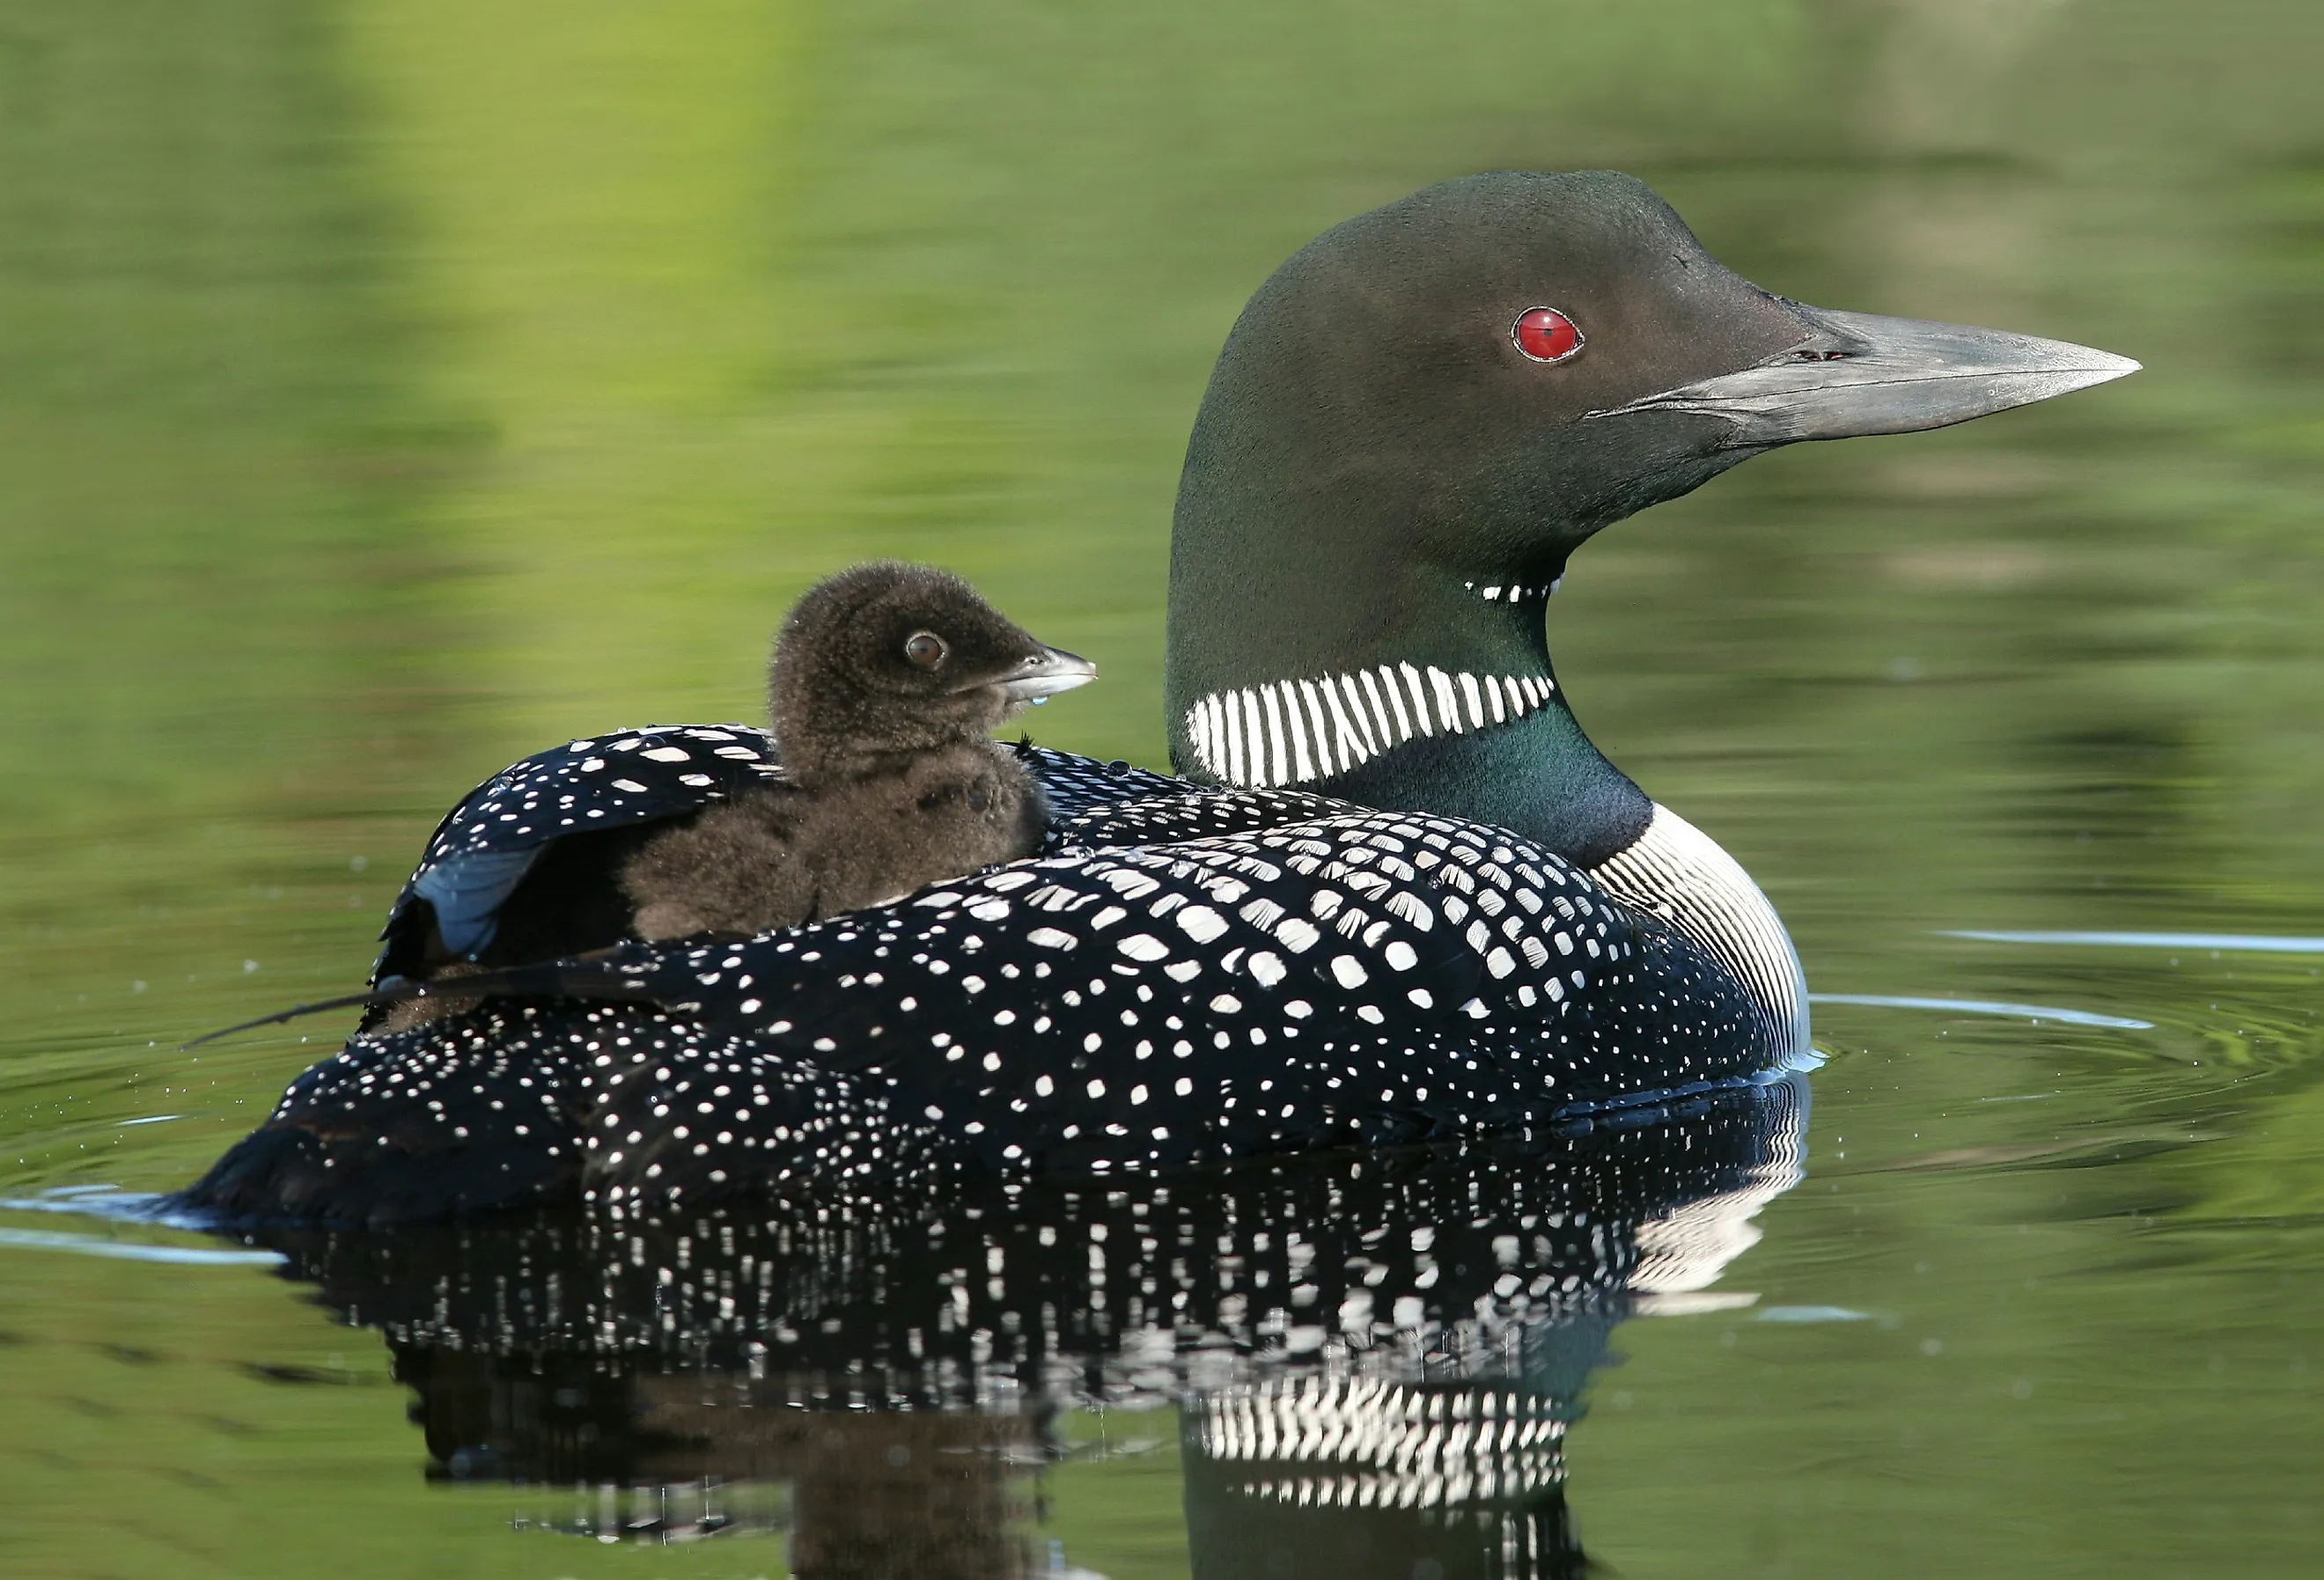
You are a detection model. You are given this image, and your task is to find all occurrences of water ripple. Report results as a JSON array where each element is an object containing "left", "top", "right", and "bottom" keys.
[
  {"left": 1944, "top": 930, "right": 2324, "bottom": 954},
  {"left": 0, "top": 1226, "right": 282, "bottom": 1267},
  {"left": 1808, "top": 993, "right": 2153, "bottom": 1030}
]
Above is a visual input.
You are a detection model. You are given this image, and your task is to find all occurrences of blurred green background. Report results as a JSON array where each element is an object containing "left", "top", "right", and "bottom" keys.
[{"left": 4, "top": 1, "right": 2322, "bottom": 1576}]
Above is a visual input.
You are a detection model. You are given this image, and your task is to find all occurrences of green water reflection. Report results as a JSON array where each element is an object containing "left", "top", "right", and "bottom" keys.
[{"left": 4, "top": 0, "right": 2322, "bottom": 1574}]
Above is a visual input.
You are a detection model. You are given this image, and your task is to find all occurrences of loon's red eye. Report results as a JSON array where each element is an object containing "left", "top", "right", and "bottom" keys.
[{"left": 1512, "top": 306, "right": 1584, "bottom": 364}]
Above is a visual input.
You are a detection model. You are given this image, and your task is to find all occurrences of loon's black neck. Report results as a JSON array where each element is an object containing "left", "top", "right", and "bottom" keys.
[
  {"left": 1321, "top": 667, "right": 1651, "bottom": 868},
  {"left": 1166, "top": 554, "right": 1651, "bottom": 867},
  {"left": 1161, "top": 170, "right": 2137, "bottom": 865}
]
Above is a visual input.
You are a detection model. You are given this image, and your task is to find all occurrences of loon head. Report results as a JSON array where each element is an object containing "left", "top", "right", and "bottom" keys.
[
  {"left": 1166, "top": 170, "right": 2137, "bottom": 863},
  {"left": 770, "top": 562, "right": 1096, "bottom": 781}
]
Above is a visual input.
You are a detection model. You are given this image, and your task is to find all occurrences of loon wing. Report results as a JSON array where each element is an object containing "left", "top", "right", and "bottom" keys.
[
  {"left": 193, "top": 766, "right": 1783, "bottom": 1224},
  {"left": 408, "top": 849, "right": 543, "bottom": 957},
  {"left": 370, "top": 735, "right": 1187, "bottom": 989},
  {"left": 371, "top": 724, "right": 786, "bottom": 986}
]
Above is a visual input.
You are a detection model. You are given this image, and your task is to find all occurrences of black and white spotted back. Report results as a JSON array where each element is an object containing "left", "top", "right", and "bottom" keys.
[
  {"left": 195, "top": 751, "right": 1797, "bottom": 1223},
  {"left": 373, "top": 731, "right": 1177, "bottom": 975},
  {"left": 376, "top": 724, "right": 783, "bottom": 968},
  {"left": 560, "top": 791, "right": 1778, "bottom": 1189}
]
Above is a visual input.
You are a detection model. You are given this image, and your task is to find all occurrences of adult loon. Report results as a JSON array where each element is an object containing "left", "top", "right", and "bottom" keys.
[{"left": 182, "top": 171, "right": 2135, "bottom": 1224}]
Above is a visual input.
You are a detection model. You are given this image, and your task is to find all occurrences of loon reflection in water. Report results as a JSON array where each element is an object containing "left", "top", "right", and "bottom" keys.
[{"left": 239, "top": 1075, "right": 1805, "bottom": 1578}]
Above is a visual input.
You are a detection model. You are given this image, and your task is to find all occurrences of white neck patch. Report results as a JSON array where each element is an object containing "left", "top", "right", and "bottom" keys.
[
  {"left": 1182, "top": 664, "right": 1558, "bottom": 789},
  {"left": 1463, "top": 577, "right": 1560, "bottom": 604},
  {"left": 1586, "top": 802, "right": 1813, "bottom": 1057}
]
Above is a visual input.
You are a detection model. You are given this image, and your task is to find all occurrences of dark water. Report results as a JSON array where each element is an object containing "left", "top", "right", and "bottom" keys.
[{"left": 4, "top": 2, "right": 2324, "bottom": 1576}]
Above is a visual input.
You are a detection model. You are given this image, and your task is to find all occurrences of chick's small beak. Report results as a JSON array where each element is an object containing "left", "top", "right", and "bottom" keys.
[{"left": 992, "top": 645, "right": 1099, "bottom": 705}]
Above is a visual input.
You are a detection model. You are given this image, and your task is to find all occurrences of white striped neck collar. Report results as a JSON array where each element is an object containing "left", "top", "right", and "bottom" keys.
[
  {"left": 1462, "top": 577, "right": 1562, "bottom": 605},
  {"left": 1180, "top": 662, "right": 1558, "bottom": 790}
]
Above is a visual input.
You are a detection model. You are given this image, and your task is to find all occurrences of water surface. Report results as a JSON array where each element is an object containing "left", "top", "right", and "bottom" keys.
[{"left": 4, "top": 2, "right": 2323, "bottom": 1575}]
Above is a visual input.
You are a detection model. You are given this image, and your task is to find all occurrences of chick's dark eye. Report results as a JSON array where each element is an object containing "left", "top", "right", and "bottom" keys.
[
  {"left": 904, "top": 631, "right": 947, "bottom": 667},
  {"left": 1512, "top": 306, "right": 1584, "bottom": 364}
]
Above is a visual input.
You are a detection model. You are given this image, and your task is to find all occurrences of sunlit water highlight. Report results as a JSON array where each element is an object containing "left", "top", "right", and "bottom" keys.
[
  {"left": 4, "top": 4, "right": 2323, "bottom": 1577},
  {"left": 1807, "top": 993, "right": 2155, "bottom": 1031},
  {"left": 0, "top": 1227, "right": 284, "bottom": 1268},
  {"left": 1944, "top": 930, "right": 2324, "bottom": 954}
]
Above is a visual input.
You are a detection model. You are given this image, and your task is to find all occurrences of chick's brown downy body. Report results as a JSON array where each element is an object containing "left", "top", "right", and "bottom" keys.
[
  {"left": 618, "top": 562, "right": 1093, "bottom": 940},
  {"left": 622, "top": 742, "right": 1046, "bottom": 937}
]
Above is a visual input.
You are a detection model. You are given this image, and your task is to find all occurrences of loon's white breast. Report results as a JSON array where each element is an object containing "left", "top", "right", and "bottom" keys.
[{"left": 1586, "top": 802, "right": 1812, "bottom": 1059}]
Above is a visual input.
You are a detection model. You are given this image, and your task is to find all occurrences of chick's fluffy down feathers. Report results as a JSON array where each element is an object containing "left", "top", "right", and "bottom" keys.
[{"left": 621, "top": 740, "right": 1048, "bottom": 939}]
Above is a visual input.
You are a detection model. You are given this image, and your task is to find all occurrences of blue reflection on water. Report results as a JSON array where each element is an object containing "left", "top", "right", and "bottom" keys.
[
  {"left": 0, "top": 1226, "right": 283, "bottom": 1267},
  {"left": 1944, "top": 930, "right": 2324, "bottom": 954},
  {"left": 1807, "top": 993, "right": 2153, "bottom": 1030}
]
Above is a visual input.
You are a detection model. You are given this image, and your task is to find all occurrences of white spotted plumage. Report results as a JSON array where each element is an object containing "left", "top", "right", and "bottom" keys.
[
  {"left": 386, "top": 724, "right": 784, "bottom": 960},
  {"left": 242, "top": 746, "right": 1808, "bottom": 1209},
  {"left": 421, "top": 724, "right": 778, "bottom": 863},
  {"left": 1461, "top": 578, "right": 1561, "bottom": 605}
]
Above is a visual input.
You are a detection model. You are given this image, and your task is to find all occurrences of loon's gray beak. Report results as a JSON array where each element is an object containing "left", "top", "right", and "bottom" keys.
[
  {"left": 1592, "top": 303, "right": 2139, "bottom": 446},
  {"left": 993, "top": 646, "right": 1099, "bottom": 706}
]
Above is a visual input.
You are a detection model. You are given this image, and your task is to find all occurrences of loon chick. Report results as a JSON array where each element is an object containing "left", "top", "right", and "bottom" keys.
[
  {"left": 356, "top": 569, "right": 1089, "bottom": 1033},
  {"left": 183, "top": 171, "right": 2136, "bottom": 1225},
  {"left": 620, "top": 562, "right": 1096, "bottom": 941}
]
